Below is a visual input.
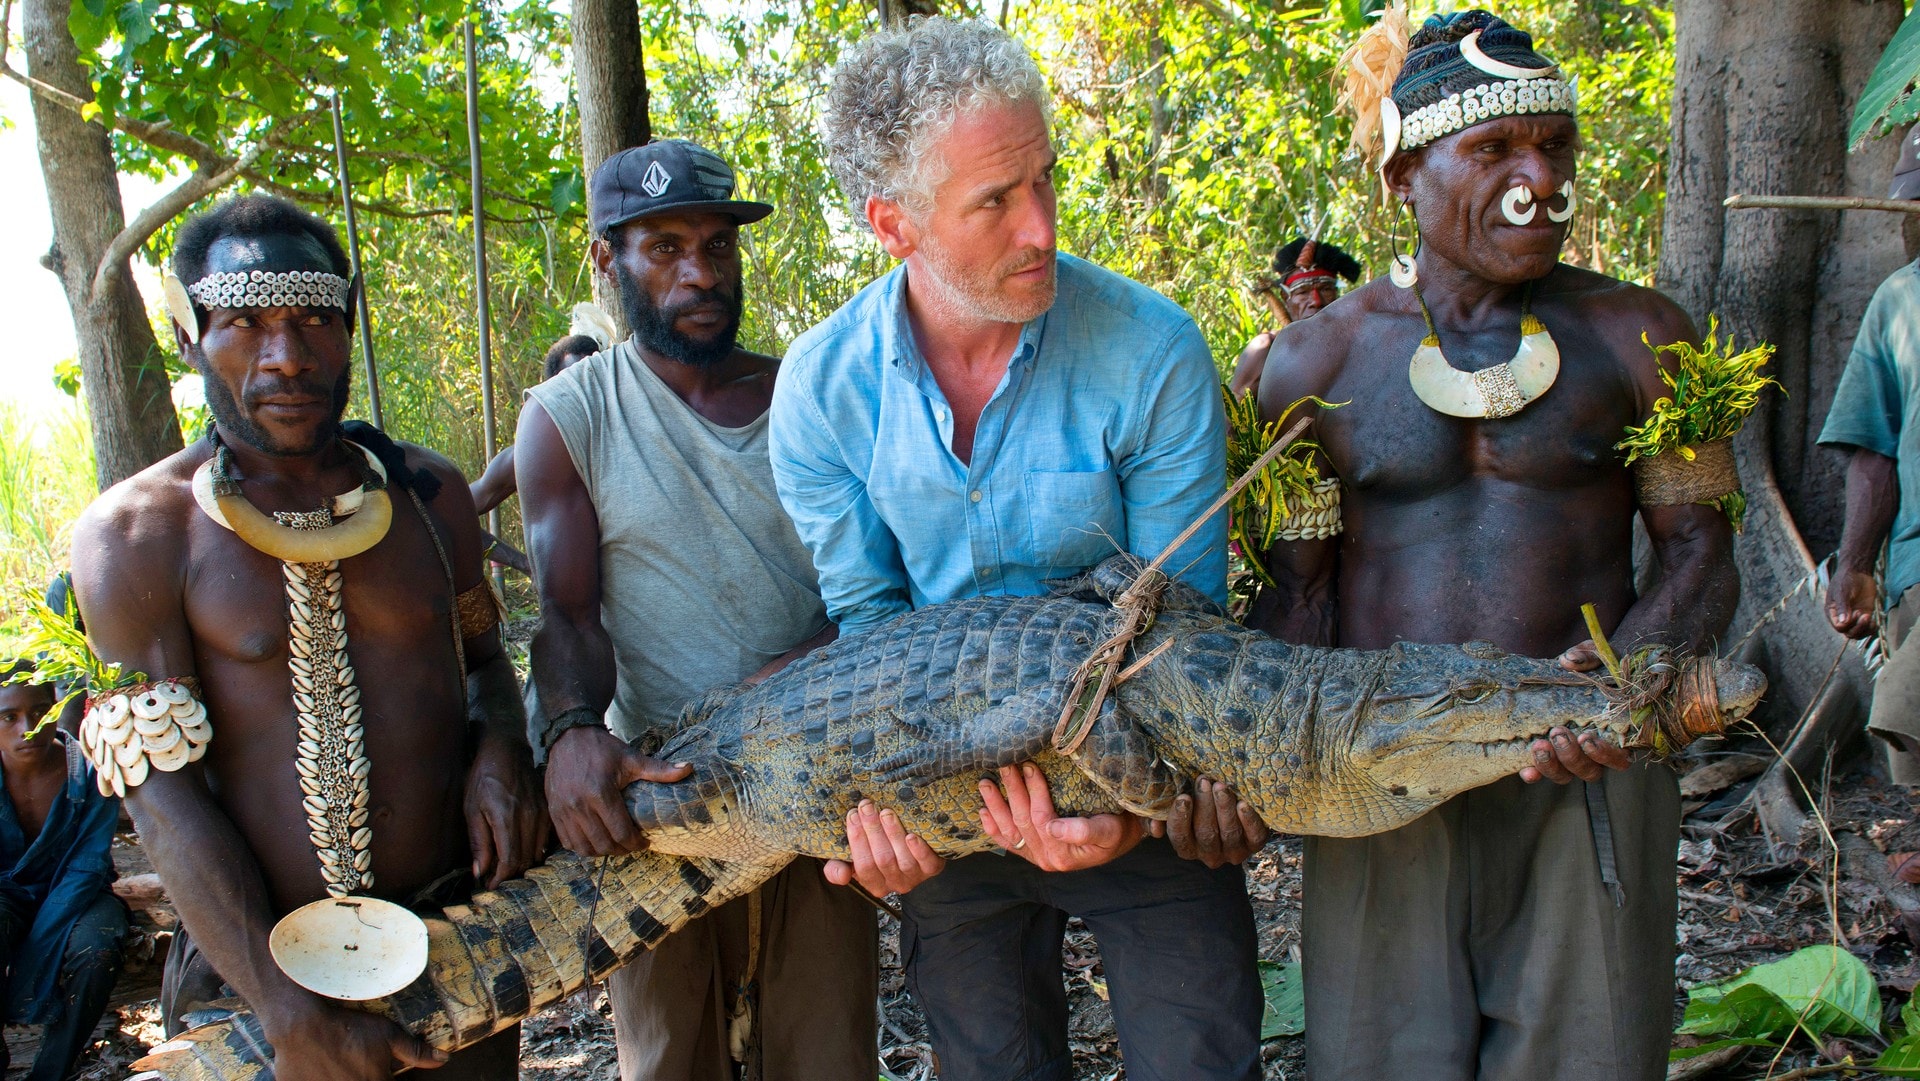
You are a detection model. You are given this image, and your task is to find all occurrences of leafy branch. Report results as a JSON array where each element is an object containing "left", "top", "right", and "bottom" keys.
[
  {"left": 2, "top": 593, "right": 142, "bottom": 729},
  {"left": 1224, "top": 389, "right": 1341, "bottom": 588}
]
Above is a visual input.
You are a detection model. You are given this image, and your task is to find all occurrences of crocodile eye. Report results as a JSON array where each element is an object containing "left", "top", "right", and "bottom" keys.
[{"left": 1451, "top": 685, "right": 1497, "bottom": 705}]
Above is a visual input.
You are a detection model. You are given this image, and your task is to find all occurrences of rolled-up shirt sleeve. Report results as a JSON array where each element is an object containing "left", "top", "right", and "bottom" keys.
[
  {"left": 1118, "top": 318, "right": 1230, "bottom": 606},
  {"left": 769, "top": 357, "right": 913, "bottom": 637},
  {"left": 1819, "top": 285, "right": 1903, "bottom": 458}
]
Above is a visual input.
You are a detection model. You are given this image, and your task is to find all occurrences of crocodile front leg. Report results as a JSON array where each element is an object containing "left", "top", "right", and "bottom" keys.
[
  {"left": 869, "top": 687, "right": 1063, "bottom": 787},
  {"left": 1061, "top": 704, "right": 1183, "bottom": 817}
]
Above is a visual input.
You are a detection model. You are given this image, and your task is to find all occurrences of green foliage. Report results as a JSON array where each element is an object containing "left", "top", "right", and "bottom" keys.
[
  {"left": 1616, "top": 317, "right": 1777, "bottom": 528},
  {"left": 1224, "top": 389, "right": 1337, "bottom": 588},
  {"left": 1851, "top": 5, "right": 1920, "bottom": 150},
  {"left": 1, "top": 593, "right": 137, "bottom": 729},
  {"left": 1672, "top": 945, "right": 1885, "bottom": 1064},
  {"left": 1258, "top": 959, "right": 1305, "bottom": 1039},
  {"left": 0, "top": 405, "right": 97, "bottom": 630},
  {"left": 63, "top": 0, "right": 573, "bottom": 229}
]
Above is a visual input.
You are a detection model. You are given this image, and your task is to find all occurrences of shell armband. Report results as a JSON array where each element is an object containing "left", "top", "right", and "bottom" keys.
[
  {"left": 1276, "top": 478, "right": 1343, "bottom": 541},
  {"left": 79, "top": 679, "right": 211, "bottom": 797}
]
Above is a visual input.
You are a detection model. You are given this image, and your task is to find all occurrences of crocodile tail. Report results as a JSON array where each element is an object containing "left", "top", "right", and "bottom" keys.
[{"left": 126, "top": 852, "right": 780, "bottom": 1081}]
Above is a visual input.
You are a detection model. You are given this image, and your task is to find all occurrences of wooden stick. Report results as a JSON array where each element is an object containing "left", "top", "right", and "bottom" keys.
[
  {"left": 1724, "top": 193, "right": 1920, "bottom": 214},
  {"left": 1128, "top": 414, "right": 1313, "bottom": 593}
]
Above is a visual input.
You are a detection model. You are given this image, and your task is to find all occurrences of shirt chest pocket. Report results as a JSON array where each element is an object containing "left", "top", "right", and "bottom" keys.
[{"left": 1024, "top": 468, "right": 1125, "bottom": 570}]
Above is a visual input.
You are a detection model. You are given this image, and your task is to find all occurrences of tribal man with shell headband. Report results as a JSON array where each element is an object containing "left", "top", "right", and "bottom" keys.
[
  {"left": 68, "top": 195, "right": 546, "bottom": 1081},
  {"left": 1248, "top": 9, "right": 1738, "bottom": 1080}
]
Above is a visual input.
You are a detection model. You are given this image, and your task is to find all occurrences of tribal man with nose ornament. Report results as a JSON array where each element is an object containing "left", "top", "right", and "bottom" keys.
[{"left": 1251, "top": 10, "right": 1739, "bottom": 1081}]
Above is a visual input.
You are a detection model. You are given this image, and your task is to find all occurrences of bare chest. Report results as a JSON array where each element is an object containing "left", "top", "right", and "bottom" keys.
[{"left": 1316, "top": 322, "right": 1640, "bottom": 498}]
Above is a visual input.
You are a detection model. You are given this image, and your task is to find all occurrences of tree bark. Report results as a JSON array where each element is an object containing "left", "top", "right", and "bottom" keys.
[
  {"left": 570, "top": 0, "right": 649, "bottom": 335},
  {"left": 22, "top": 0, "right": 182, "bottom": 490},
  {"left": 1658, "top": 0, "right": 1902, "bottom": 745},
  {"left": 571, "top": 0, "right": 649, "bottom": 181}
]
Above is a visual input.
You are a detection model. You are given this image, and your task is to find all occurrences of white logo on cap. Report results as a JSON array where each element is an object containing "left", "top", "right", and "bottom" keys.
[{"left": 642, "top": 160, "right": 672, "bottom": 198}]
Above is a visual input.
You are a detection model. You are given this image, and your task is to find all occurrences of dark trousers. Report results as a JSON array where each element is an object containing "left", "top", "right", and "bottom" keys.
[
  {"left": 899, "top": 836, "right": 1261, "bottom": 1081},
  {"left": 0, "top": 890, "right": 128, "bottom": 1081},
  {"left": 1303, "top": 767, "right": 1681, "bottom": 1081}
]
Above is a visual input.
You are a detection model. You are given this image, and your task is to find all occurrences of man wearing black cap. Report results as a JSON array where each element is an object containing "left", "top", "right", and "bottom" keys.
[
  {"left": 518, "top": 140, "right": 876, "bottom": 1080},
  {"left": 1254, "top": 10, "right": 1736, "bottom": 1080}
]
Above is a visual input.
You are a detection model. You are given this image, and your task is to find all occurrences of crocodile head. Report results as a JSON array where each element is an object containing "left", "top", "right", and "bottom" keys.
[{"left": 1288, "top": 640, "right": 1766, "bottom": 837}]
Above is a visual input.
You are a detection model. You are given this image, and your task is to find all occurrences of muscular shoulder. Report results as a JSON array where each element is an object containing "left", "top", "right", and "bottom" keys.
[
  {"left": 1258, "top": 278, "right": 1394, "bottom": 418},
  {"left": 73, "top": 448, "right": 204, "bottom": 572},
  {"left": 1539, "top": 265, "right": 1698, "bottom": 412}
]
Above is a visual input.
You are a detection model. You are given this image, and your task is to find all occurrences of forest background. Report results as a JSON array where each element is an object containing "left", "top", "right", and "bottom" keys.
[{"left": 0, "top": 0, "right": 1678, "bottom": 614}]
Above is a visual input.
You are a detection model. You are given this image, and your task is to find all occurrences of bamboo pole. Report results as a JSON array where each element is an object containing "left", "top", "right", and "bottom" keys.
[
  {"left": 1724, "top": 193, "right": 1920, "bottom": 214},
  {"left": 331, "top": 94, "right": 384, "bottom": 430},
  {"left": 464, "top": 17, "right": 503, "bottom": 594}
]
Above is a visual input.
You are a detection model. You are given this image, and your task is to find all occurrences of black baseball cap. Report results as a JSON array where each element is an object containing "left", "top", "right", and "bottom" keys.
[
  {"left": 589, "top": 140, "right": 774, "bottom": 234},
  {"left": 1893, "top": 124, "right": 1920, "bottom": 201}
]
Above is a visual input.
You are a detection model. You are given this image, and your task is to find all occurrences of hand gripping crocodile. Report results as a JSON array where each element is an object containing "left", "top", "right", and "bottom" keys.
[{"left": 132, "top": 556, "right": 1765, "bottom": 1080}]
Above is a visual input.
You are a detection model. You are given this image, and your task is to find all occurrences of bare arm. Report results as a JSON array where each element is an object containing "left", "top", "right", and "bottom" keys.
[
  {"left": 70, "top": 492, "right": 442, "bottom": 1080},
  {"left": 468, "top": 446, "right": 517, "bottom": 517},
  {"left": 414, "top": 451, "right": 546, "bottom": 888},
  {"left": 1828, "top": 449, "right": 1897, "bottom": 639},
  {"left": 517, "top": 402, "right": 688, "bottom": 857},
  {"left": 1247, "top": 312, "right": 1342, "bottom": 646}
]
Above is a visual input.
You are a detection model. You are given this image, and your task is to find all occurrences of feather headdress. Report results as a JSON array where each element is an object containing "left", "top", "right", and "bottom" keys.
[{"left": 1337, "top": 3, "right": 1412, "bottom": 173}]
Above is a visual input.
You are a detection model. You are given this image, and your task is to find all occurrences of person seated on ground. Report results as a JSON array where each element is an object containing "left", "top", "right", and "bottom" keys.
[
  {"left": 70, "top": 194, "right": 544, "bottom": 1081},
  {"left": 0, "top": 663, "right": 126, "bottom": 1081},
  {"left": 470, "top": 333, "right": 602, "bottom": 575},
  {"left": 1228, "top": 237, "right": 1363, "bottom": 397}
]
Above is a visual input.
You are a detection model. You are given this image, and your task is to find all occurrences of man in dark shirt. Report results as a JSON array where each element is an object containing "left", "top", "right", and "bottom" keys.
[{"left": 0, "top": 663, "right": 126, "bottom": 1081}]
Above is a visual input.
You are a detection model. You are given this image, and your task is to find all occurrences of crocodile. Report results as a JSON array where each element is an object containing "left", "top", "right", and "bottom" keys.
[{"left": 129, "top": 556, "right": 1765, "bottom": 1080}]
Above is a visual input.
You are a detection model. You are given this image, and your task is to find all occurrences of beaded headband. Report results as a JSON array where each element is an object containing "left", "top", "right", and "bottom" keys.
[
  {"left": 1396, "top": 76, "right": 1578, "bottom": 151},
  {"left": 186, "top": 270, "right": 351, "bottom": 312},
  {"left": 1283, "top": 270, "right": 1338, "bottom": 296}
]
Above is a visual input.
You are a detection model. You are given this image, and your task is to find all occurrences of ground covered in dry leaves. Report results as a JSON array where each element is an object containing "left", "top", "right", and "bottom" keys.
[{"left": 24, "top": 742, "right": 1920, "bottom": 1080}]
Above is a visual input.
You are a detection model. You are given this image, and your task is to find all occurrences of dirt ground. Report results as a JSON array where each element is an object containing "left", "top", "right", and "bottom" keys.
[{"left": 25, "top": 737, "right": 1920, "bottom": 1081}]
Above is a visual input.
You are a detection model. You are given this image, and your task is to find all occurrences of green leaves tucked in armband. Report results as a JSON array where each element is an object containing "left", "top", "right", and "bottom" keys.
[
  {"left": 1223, "top": 388, "right": 1345, "bottom": 588},
  {"left": 1615, "top": 317, "right": 1781, "bottom": 531}
]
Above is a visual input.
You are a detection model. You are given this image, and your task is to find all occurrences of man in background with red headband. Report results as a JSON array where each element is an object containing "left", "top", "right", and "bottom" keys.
[{"left": 1228, "top": 237, "right": 1363, "bottom": 396}]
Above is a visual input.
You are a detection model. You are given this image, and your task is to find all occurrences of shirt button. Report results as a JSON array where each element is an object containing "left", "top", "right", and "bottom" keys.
[{"left": 970, "top": 490, "right": 983, "bottom": 503}]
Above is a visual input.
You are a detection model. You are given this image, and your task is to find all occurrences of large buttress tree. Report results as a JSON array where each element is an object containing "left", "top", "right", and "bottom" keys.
[
  {"left": 1658, "top": 0, "right": 1905, "bottom": 816},
  {"left": 17, "top": 0, "right": 181, "bottom": 488},
  {"left": 2, "top": 0, "right": 576, "bottom": 489}
]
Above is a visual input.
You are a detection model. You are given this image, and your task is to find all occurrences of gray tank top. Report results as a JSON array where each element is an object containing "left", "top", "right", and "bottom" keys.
[{"left": 526, "top": 339, "right": 827, "bottom": 741}]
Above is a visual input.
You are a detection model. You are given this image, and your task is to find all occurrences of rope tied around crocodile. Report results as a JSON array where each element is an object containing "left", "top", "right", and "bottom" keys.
[{"left": 1053, "top": 415, "right": 1313, "bottom": 756}]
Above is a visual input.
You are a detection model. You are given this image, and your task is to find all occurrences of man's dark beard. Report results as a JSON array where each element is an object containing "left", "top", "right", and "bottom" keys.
[
  {"left": 616, "top": 263, "right": 742, "bottom": 369},
  {"left": 195, "top": 347, "right": 351, "bottom": 457}
]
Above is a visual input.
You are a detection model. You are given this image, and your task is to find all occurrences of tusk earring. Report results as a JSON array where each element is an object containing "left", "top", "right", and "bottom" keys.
[
  {"left": 1501, "top": 186, "right": 1537, "bottom": 226},
  {"left": 1546, "top": 181, "right": 1576, "bottom": 224}
]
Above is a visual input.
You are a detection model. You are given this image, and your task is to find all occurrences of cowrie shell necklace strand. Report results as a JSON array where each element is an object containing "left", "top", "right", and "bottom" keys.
[{"left": 196, "top": 441, "right": 387, "bottom": 898}]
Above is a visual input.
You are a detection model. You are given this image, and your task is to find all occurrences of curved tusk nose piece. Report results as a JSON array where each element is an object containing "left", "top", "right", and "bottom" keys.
[
  {"left": 1546, "top": 180, "right": 1576, "bottom": 223},
  {"left": 1501, "top": 186, "right": 1538, "bottom": 226}
]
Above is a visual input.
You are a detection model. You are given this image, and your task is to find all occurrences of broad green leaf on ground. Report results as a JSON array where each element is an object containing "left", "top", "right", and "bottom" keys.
[
  {"left": 1679, "top": 945, "right": 1881, "bottom": 1041},
  {"left": 1877, "top": 1031, "right": 1920, "bottom": 1077},
  {"left": 1852, "top": 6, "right": 1920, "bottom": 148},
  {"left": 1668, "top": 1036, "right": 1790, "bottom": 1063},
  {"left": 1258, "top": 960, "right": 1305, "bottom": 1039}
]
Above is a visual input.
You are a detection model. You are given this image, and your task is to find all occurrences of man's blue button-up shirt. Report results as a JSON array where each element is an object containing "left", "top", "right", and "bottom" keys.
[{"left": 769, "top": 251, "right": 1228, "bottom": 637}]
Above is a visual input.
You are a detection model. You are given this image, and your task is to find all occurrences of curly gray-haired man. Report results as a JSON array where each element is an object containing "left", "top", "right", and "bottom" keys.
[{"left": 769, "top": 17, "right": 1264, "bottom": 1081}]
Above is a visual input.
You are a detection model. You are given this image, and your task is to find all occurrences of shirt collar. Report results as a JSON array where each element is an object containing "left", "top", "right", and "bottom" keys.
[{"left": 881, "top": 263, "right": 1047, "bottom": 380}]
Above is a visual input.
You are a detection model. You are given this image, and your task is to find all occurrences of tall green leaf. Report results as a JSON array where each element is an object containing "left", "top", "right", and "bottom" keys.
[{"left": 1851, "top": 6, "right": 1920, "bottom": 149}]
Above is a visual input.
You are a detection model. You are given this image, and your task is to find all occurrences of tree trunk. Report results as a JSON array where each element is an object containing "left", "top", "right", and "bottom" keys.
[
  {"left": 1657, "top": 0, "right": 1902, "bottom": 745},
  {"left": 22, "top": 0, "right": 182, "bottom": 490},
  {"left": 571, "top": 0, "right": 649, "bottom": 335}
]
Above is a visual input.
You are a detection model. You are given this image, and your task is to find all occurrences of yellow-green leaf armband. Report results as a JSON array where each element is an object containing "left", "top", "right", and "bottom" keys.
[
  {"left": 1630, "top": 438, "right": 1741, "bottom": 509},
  {"left": 1275, "top": 478, "right": 1343, "bottom": 541},
  {"left": 79, "top": 678, "right": 211, "bottom": 797}
]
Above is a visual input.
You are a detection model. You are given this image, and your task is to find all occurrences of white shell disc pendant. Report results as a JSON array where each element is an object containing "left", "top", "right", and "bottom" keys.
[{"left": 1408, "top": 313, "right": 1561, "bottom": 419}]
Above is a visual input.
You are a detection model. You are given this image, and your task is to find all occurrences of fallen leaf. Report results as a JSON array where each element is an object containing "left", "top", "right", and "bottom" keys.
[{"left": 1889, "top": 851, "right": 1920, "bottom": 885}]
